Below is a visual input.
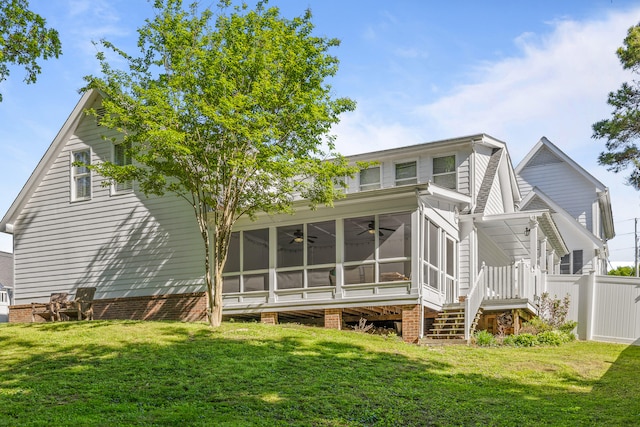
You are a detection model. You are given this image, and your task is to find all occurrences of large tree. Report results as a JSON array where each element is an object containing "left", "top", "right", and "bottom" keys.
[
  {"left": 593, "top": 23, "right": 640, "bottom": 189},
  {"left": 83, "top": 0, "right": 359, "bottom": 326},
  {"left": 0, "top": 0, "right": 61, "bottom": 101}
]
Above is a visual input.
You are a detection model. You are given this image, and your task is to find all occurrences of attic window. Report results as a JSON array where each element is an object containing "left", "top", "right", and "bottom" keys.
[
  {"left": 71, "top": 149, "right": 91, "bottom": 201},
  {"left": 395, "top": 161, "right": 417, "bottom": 186},
  {"left": 433, "top": 155, "right": 456, "bottom": 189},
  {"left": 359, "top": 167, "right": 381, "bottom": 191}
]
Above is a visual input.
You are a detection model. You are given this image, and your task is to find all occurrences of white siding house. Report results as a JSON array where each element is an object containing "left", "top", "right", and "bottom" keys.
[
  {"left": 1, "top": 91, "right": 617, "bottom": 342},
  {"left": 516, "top": 137, "right": 614, "bottom": 275}
]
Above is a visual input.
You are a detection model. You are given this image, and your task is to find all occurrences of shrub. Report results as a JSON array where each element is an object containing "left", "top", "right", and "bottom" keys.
[
  {"left": 474, "top": 330, "right": 496, "bottom": 347},
  {"left": 513, "top": 333, "right": 538, "bottom": 347},
  {"left": 536, "top": 330, "right": 564, "bottom": 346},
  {"left": 558, "top": 320, "right": 577, "bottom": 334},
  {"left": 521, "top": 317, "right": 553, "bottom": 335},
  {"left": 538, "top": 292, "right": 571, "bottom": 330},
  {"left": 502, "top": 334, "right": 517, "bottom": 346}
]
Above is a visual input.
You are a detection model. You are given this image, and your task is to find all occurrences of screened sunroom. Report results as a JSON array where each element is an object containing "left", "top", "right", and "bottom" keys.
[{"left": 220, "top": 186, "right": 463, "bottom": 321}]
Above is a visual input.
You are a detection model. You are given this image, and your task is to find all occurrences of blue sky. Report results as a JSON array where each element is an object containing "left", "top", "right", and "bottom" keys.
[{"left": 1, "top": 0, "right": 640, "bottom": 265}]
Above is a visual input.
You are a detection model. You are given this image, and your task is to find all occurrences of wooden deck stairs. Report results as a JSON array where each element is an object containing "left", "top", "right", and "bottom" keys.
[{"left": 426, "top": 306, "right": 483, "bottom": 340}]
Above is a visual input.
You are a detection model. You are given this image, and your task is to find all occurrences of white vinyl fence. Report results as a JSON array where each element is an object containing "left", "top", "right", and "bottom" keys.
[{"left": 547, "top": 273, "right": 640, "bottom": 345}]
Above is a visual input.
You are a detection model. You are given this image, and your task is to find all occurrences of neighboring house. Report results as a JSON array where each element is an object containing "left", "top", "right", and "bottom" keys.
[
  {"left": 0, "top": 90, "right": 615, "bottom": 342},
  {"left": 516, "top": 137, "right": 615, "bottom": 276},
  {"left": 0, "top": 251, "right": 13, "bottom": 322}
]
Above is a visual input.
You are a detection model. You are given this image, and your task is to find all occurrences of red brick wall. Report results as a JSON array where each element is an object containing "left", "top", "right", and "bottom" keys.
[
  {"left": 261, "top": 312, "right": 278, "bottom": 325},
  {"left": 9, "top": 304, "right": 44, "bottom": 323},
  {"left": 324, "top": 308, "right": 342, "bottom": 329},
  {"left": 402, "top": 304, "right": 420, "bottom": 343},
  {"left": 9, "top": 292, "right": 208, "bottom": 323}
]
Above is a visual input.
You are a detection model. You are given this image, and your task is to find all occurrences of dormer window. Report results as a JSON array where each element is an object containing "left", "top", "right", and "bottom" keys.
[
  {"left": 395, "top": 161, "right": 417, "bottom": 186},
  {"left": 71, "top": 149, "right": 91, "bottom": 201},
  {"left": 433, "top": 155, "right": 456, "bottom": 189},
  {"left": 359, "top": 166, "right": 381, "bottom": 191}
]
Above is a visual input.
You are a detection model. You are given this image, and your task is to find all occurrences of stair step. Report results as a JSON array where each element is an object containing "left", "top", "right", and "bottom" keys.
[{"left": 427, "top": 305, "right": 483, "bottom": 341}]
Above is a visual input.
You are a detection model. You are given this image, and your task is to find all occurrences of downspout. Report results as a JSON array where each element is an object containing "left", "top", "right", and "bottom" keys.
[{"left": 415, "top": 191, "right": 424, "bottom": 337}]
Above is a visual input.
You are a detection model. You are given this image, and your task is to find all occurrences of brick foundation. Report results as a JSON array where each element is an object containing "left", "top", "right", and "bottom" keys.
[
  {"left": 9, "top": 292, "right": 208, "bottom": 323},
  {"left": 402, "top": 304, "right": 421, "bottom": 343},
  {"left": 324, "top": 308, "right": 342, "bottom": 329},
  {"left": 261, "top": 312, "right": 278, "bottom": 325}
]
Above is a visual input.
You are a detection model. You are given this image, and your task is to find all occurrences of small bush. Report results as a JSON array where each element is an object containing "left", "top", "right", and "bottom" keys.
[
  {"left": 536, "top": 330, "right": 564, "bottom": 346},
  {"left": 474, "top": 330, "right": 496, "bottom": 347},
  {"left": 538, "top": 292, "right": 571, "bottom": 330},
  {"left": 502, "top": 334, "right": 517, "bottom": 346},
  {"left": 521, "top": 317, "right": 553, "bottom": 335},
  {"left": 513, "top": 333, "right": 539, "bottom": 347},
  {"left": 558, "top": 320, "right": 577, "bottom": 334}
]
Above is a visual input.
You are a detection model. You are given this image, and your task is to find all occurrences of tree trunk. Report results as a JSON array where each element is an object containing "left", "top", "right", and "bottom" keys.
[{"left": 210, "top": 260, "right": 224, "bottom": 327}]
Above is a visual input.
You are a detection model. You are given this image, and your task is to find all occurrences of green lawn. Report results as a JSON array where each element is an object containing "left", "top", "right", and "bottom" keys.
[{"left": 0, "top": 321, "right": 638, "bottom": 426}]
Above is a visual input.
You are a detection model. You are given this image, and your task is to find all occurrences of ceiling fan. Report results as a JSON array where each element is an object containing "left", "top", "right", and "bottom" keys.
[
  {"left": 357, "top": 221, "right": 396, "bottom": 236},
  {"left": 289, "top": 229, "right": 317, "bottom": 244}
]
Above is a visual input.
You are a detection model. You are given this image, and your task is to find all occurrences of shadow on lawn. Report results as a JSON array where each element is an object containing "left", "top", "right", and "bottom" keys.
[
  {"left": 589, "top": 339, "right": 640, "bottom": 425},
  {"left": 0, "top": 322, "right": 638, "bottom": 426}
]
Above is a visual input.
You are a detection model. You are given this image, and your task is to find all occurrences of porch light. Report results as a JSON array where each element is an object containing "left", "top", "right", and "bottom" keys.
[{"left": 524, "top": 227, "right": 530, "bottom": 237}]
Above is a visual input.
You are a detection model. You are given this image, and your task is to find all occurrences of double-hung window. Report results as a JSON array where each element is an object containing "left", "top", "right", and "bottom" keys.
[
  {"left": 395, "top": 161, "right": 417, "bottom": 186},
  {"left": 113, "top": 142, "right": 133, "bottom": 194},
  {"left": 71, "top": 149, "right": 91, "bottom": 201},
  {"left": 359, "top": 166, "right": 381, "bottom": 191},
  {"left": 559, "top": 250, "right": 583, "bottom": 274},
  {"left": 433, "top": 155, "right": 456, "bottom": 189}
]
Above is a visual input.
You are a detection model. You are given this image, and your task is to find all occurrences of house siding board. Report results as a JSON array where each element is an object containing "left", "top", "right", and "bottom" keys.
[
  {"left": 13, "top": 106, "right": 204, "bottom": 305},
  {"left": 517, "top": 175, "right": 532, "bottom": 197},
  {"left": 519, "top": 162, "right": 595, "bottom": 231},
  {"left": 523, "top": 196, "right": 552, "bottom": 212},
  {"left": 458, "top": 234, "right": 471, "bottom": 291},
  {"left": 484, "top": 174, "right": 504, "bottom": 215},
  {"left": 477, "top": 228, "right": 510, "bottom": 266},
  {"left": 456, "top": 148, "right": 471, "bottom": 195}
]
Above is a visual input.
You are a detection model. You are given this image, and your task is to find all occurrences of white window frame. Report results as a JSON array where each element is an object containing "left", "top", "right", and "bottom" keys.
[
  {"left": 111, "top": 142, "right": 133, "bottom": 195},
  {"left": 395, "top": 160, "right": 418, "bottom": 186},
  {"left": 343, "top": 213, "right": 412, "bottom": 285},
  {"left": 359, "top": 166, "right": 381, "bottom": 191},
  {"left": 432, "top": 154, "right": 456, "bottom": 190},
  {"left": 71, "top": 149, "right": 91, "bottom": 202}
]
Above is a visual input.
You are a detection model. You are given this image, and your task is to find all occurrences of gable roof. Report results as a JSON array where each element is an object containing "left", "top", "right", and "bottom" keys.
[
  {"left": 516, "top": 136, "right": 614, "bottom": 241},
  {"left": 0, "top": 89, "right": 101, "bottom": 233},
  {"left": 520, "top": 186, "right": 609, "bottom": 247},
  {"left": 515, "top": 136, "right": 607, "bottom": 189}
]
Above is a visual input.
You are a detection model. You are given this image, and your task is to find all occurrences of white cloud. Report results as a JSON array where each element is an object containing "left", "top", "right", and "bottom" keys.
[
  {"left": 333, "top": 108, "right": 423, "bottom": 156},
  {"left": 414, "top": 9, "right": 638, "bottom": 160}
]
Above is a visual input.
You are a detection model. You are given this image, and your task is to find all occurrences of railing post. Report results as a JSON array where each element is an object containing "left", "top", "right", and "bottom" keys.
[{"left": 512, "top": 261, "right": 520, "bottom": 294}]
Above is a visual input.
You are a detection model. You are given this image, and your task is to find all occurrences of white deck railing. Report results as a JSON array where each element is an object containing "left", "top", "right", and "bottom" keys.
[
  {"left": 465, "top": 261, "right": 541, "bottom": 339},
  {"left": 464, "top": 263, "right": 486, "bottom": 340},
  {"left": 485, "top": 260, "right": 539, "bottom": 302}
]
